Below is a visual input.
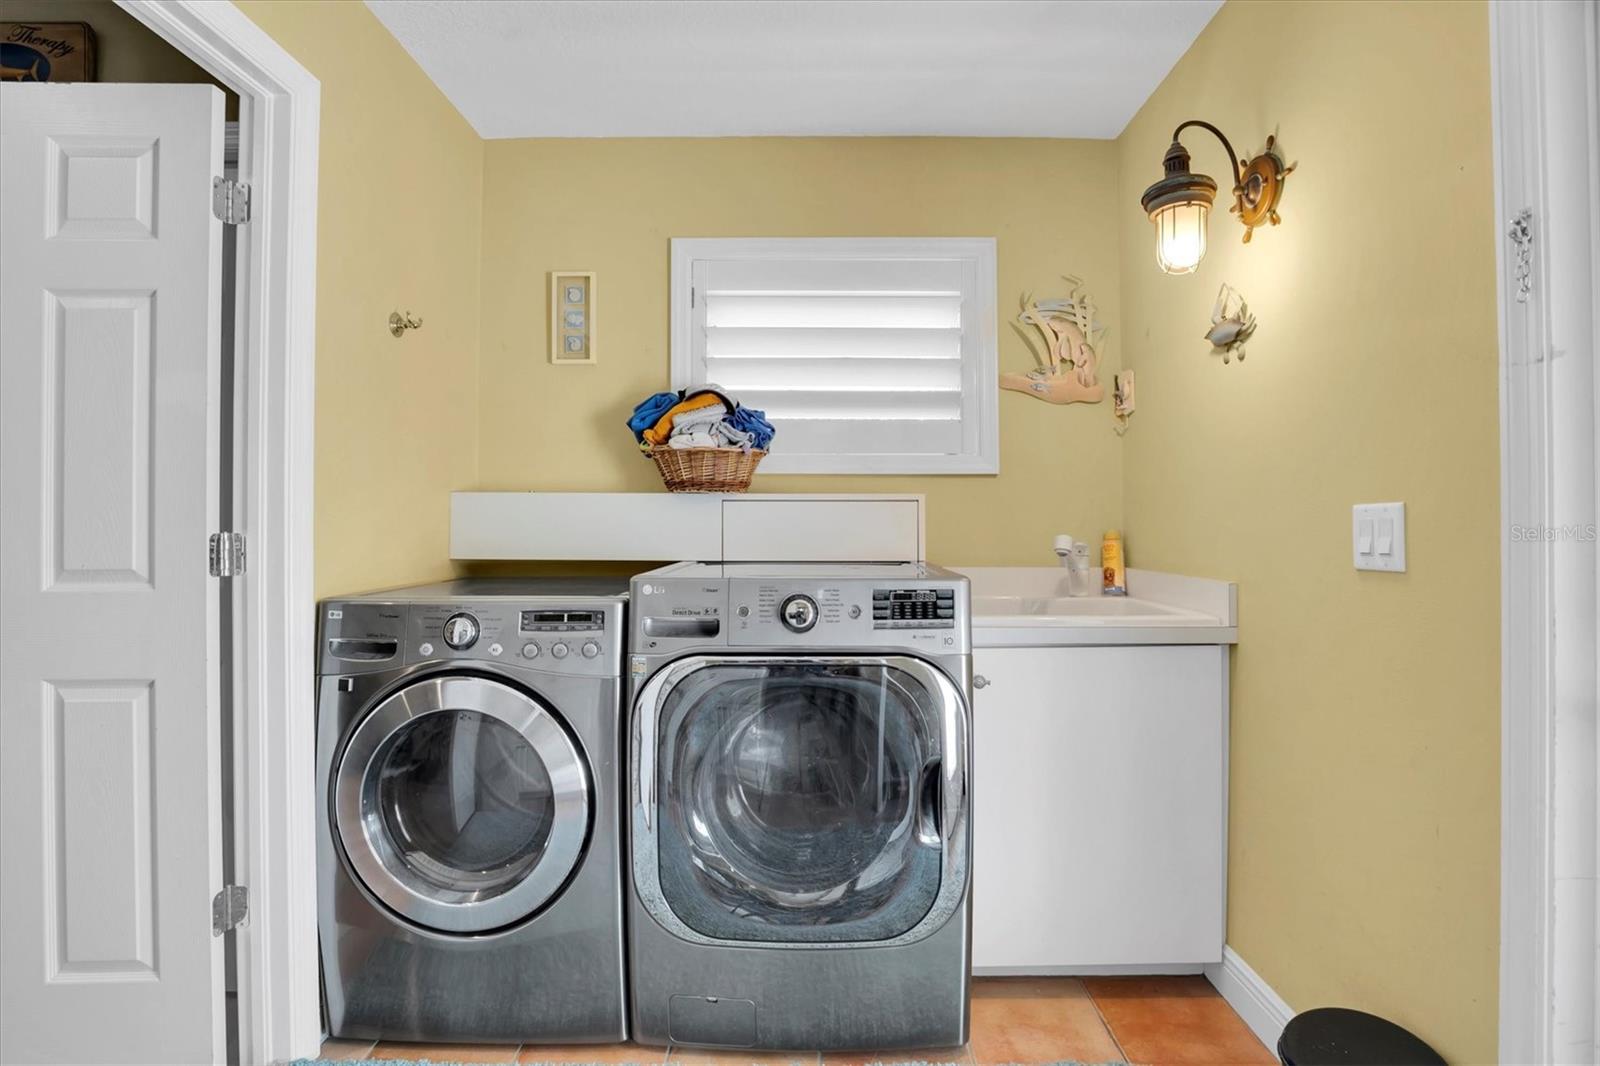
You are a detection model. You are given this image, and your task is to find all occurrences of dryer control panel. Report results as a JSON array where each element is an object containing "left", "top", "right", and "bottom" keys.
[{"left": 319, "top": 598, "right": 622, "bottom": 677}]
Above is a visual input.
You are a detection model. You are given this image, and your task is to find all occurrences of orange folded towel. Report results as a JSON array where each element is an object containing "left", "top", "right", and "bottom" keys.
[{"left": 642, "top": 391, "right": 725, "bottom": 446}]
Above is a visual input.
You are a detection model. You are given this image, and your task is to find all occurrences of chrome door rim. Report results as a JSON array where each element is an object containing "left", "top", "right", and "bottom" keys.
[
  {"left": 631, "top": 654, "right": 969, "bottom": 949},
  {"left": 335, "top": 674, "right": 591, "bottom": 933}
]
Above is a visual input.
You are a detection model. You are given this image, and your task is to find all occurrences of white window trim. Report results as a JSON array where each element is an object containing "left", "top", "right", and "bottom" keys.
[{"left": 670, "top": 237, "right": 1000, "bottom": 475}]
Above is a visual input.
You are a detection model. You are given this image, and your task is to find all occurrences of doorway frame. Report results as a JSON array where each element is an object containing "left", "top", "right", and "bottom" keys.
[
  {"left": 1491, "top": 1, "right": 1600, "bottom": 1063},
  {"left": 115, "top": 3, "right": 321, "bottom": 1062}
]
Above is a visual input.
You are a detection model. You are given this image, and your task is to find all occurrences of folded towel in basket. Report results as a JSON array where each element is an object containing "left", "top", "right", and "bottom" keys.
[
  {"left": 642, "top": 393, "right": 724, "bottom": 446},
  {"left": 627, "top": 391, "right": 679, "bottom": 442},
  {"left": 725, "top": 406, "right": 775, "bottom": 450},
  {"left": 668, "top": 402, "right": 728, "bottom": 436}
]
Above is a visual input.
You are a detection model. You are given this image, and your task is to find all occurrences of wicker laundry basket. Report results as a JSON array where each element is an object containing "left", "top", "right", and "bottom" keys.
[{"left": 647, "top": 446, "right": 766, "bottom": 493}]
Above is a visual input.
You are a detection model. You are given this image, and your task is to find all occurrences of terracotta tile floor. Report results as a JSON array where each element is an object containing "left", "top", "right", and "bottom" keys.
[{"left": 321, "top": 976, "right": 1274, "bottom": 1066}]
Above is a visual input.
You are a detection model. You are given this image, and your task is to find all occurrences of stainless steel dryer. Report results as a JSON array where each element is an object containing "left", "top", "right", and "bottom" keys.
[
  {"left": 316, "top": 579, "right": 628, "bottom": 1044},
  {"left": 627, "top": 563, "right": 972, "bottom": 1052}
]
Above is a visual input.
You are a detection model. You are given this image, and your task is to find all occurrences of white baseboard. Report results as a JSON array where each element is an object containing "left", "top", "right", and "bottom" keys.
[
  {"left": 974, "top": 963, "right": 1205, "bottom": 977},
  {"left": 1205, "top": 945, "right": 1294, "bottom": 1053}
]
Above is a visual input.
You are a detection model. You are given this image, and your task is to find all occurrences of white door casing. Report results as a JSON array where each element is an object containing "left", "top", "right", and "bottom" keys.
[
  {"left": 0, "top": 84, "right": 227, "bottom": 1065},
  {"left": 108, "top": 4, "right": 324, "bottom": 1059},
  {"left": 1492, "top": 3, "right": 1600, "bottom": 1063}
]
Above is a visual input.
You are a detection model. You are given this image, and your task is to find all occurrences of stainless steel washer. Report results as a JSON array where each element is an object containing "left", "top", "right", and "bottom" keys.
[
  {"left": 627, "top": 563, "right": 972, "bottom": 1052},
  {"left": 316, "top": 579, "right": 628, "bottom": 1044}
]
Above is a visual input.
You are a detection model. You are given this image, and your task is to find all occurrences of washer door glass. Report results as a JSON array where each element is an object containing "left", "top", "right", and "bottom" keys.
[
  {"left": 335, "top": 675, "right": 590, "bottom": 934},
  {"left": 656, "top": 661, "right": 946, "bottom": 942}
]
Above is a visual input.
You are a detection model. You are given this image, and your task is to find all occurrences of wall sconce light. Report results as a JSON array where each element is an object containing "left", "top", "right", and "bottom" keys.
[{"left": 1139, "top": 121, "right": 1294, "bottom": 275}]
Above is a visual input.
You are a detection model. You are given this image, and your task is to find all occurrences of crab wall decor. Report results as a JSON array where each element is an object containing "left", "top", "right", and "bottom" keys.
[
  {"left": 1204, "top": 283, "right": 1255, "bottom": 364},
  {"left": 1001, "top": 276, "right": 1106, "bottom": 404}
]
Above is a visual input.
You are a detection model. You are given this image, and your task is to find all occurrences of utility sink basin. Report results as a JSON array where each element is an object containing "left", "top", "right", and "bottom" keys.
[
  {"left": 955, "top": 566, "right": 1232, "bottom": 631},
  {"left": 972, "top": 594, "right": 1193, "bottom": 621}
]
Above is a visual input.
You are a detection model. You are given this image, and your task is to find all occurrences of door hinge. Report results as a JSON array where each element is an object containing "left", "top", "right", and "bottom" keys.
[
  {"left": 212, "top": 176, "right": 251, "bottom": 225},
  {"left": 212, "top": 885, "right": 248, "bottom": 936},
  {"left": 208, "top": 531, "right": 246, "bottom": 577}
]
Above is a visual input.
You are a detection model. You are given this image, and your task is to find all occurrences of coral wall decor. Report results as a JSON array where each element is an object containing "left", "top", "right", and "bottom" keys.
[{"left": 1001, "top": 276, "right": 1106, "bottom": 404}]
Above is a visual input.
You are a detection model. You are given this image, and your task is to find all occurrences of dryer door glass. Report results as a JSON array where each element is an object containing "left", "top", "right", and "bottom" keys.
[
  {"left": 375, "top": 712, "right": 554, "bottom": 894},
  {"left": 335, "top": 675, "right": 592, "bottom": 934},
  {"left": 655, "top": 660, "right": 951, "bottom": 942}
]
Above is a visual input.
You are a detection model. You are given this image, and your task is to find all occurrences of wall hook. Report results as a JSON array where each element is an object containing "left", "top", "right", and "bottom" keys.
[{"left": 389, "top": 310, "right": 423, "bottom": 338}]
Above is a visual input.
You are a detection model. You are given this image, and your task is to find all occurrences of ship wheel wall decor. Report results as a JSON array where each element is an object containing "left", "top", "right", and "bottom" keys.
[
  {"left": 1139, "top": 121, "right": 1296, "bottom": 274},
  {"left": 1001, "top": 276, "right": 1107, "bottom": 405}
]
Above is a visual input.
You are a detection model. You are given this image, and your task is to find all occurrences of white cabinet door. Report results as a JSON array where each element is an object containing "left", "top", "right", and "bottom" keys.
[
  {"left": 971, "top": 645, "right": 1226, "bottom": 970},
  {"left": 0, "top": 84, "right": 227, "bottom": 1065}
]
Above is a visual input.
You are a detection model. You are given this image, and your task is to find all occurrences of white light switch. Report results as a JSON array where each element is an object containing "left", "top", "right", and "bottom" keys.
[{"left": 1353, "top": 502, "right": 1406, "bottom": 572}]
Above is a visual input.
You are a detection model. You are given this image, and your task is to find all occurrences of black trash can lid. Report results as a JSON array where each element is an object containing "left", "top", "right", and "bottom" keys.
[{"left": 1278, "top": 1007, "right": 1446, "bottom": 1065}]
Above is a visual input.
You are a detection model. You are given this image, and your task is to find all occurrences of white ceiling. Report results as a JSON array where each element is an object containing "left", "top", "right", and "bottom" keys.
[{"left": 365, "top": 0, "right": 1222, "bottom": 140}]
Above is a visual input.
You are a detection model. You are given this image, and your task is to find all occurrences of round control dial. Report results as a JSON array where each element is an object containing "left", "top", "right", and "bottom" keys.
[
  {"left": 442, "top": 612, "right": 479, "bottom": 650},
  {"left": 780, "top": 594, "right": 819, "bottom": 633},
  {"left": 550, "top": 642, "right": 570, "bottom": 659}
]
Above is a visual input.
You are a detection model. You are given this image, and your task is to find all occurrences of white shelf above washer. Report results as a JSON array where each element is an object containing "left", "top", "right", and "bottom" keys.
[{"left": 450, "top": 492, "right": 926, "bottom": 563}]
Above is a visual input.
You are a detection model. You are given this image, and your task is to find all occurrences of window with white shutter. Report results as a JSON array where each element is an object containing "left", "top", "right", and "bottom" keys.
[{"left": 670, "top": 238, "right": 999, "bottom": 474}]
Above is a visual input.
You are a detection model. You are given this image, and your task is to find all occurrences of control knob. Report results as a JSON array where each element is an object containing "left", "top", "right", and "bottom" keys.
[
  {"left": 780, "top": 594, "right": 819, "bottom": 633},
  {"left": 442, "top": 612, "right": 479, "bottom": 650}
]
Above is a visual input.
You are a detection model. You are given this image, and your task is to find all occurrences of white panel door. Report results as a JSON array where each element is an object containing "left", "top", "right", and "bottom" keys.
[
  {"left": 970, "top": 645, "right": 1226, "bottom": 970},
  {"left": 0, "top": 84, "right": 226, "bottom": 1065}
]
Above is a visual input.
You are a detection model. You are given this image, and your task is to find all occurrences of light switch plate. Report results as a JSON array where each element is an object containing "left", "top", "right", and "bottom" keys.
[{"left": 1353, "top": 502, "right": 1406, "bottom": 572}]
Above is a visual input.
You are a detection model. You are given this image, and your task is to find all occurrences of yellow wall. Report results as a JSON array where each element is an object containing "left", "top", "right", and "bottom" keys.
[
  {"left": 478, "top": 138, "right": 1124, "bottom": 565},
  {"left": 235, "top": 0, "right": 483, "bottom": 598},
  {"left": 1116, "top": 2, "right": 1499, "bottom": 1060}
]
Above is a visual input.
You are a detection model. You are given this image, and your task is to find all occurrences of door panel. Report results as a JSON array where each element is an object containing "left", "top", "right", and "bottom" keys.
[
  {"left": 1, "top": 85, "right": 226, "bottom": 1065},
  {"left": 46, "top": 290, "right": 156, "bottom": 587}
]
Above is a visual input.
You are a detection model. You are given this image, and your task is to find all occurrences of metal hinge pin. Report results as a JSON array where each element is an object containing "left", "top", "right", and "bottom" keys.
[{"left": 208, "top": 532, "right": 246, "bottom": 577}]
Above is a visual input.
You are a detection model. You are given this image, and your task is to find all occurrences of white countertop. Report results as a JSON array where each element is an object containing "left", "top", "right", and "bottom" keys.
[{"left": 954, "top": 567, "right": 1238, "bottom": 646}]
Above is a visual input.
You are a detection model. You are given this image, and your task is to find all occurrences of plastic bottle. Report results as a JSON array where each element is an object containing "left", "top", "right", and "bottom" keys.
[{"left": 1101, "top": 530, "right": 1127, "bottom": 596}]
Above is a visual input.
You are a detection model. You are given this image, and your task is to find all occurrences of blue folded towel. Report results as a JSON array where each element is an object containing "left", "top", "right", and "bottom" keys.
[
  {"left": 726, "top": 405, "right": 775, "bottom": 450},
  {"left": 627, "top": 391, "right": 679, "bottom": 443}
]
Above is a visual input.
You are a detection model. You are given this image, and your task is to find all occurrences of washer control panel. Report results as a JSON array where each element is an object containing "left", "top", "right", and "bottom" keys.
[
  {"left": 726, "top": 578, "right": 967, "bottom": 652},
  {"left": 631, "top": 565, "right": 970, "bottom": 655},
  {"left": 873, "top": 587, "right": 956, "bottom": 629}
]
